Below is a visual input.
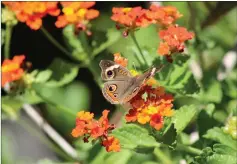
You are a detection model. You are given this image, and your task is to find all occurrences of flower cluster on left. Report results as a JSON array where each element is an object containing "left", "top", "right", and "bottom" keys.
[
  {"left": 2, "top": 55, "right": 26, "bottom": 87},
  {"left": 3, "top": 1, "right": 99, "bottom": 32},
  {"left": 71, "top": 110, "right": 120, "bottom": 152},
  {"left": 3, "top": 2, "right": 60, "bottom": 30}
]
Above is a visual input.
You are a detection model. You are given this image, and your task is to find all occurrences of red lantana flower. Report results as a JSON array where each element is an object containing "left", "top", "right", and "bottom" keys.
[
  {"left": 158, "top": 25, "right": 194, "bottom": 56},
  {"left": 71, "top": 110, "right": 120, "bottom": 152},
  {"left": 55, "top": 2, "right": 99, "bottom": 35},
  {"left": 3, "top": 2, "right": 60, "bottom": 30},
  {"left": 1, "top": 55, "right": 25, "bottom": 87}
]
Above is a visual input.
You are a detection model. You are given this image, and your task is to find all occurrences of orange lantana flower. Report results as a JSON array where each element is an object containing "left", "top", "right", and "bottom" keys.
[
  {"left": 102, "top": 136, "right": 120, "bottom": 152},
  {"left": 126, "top": 85, "right": 174, "bottom": 130},
  {"left": 3, "top": 2, "right": 60, "bottom": 30},
  {"left": 71, "top": 110, "right": 120, "bottom": 152},
  {"left": 113, "top": 53, "right": 128, "bottom": 67},
  {"left": 55, "top": 2, "right": 99, "bottom": 35},
  {"left": 158, "top": 25, "right": 194, "bottom": 56},
  {"left": 1, "top": 55, "right": 25, "bottom": 87},
  {"left": 157, "top": 42, "right": 170, "bottom": 56},
  {"left": 146, "top": 4, "right": 182, "bottom": 26},
  {"left": 111, "top": 7, "right": 152, "bottom": 36}
]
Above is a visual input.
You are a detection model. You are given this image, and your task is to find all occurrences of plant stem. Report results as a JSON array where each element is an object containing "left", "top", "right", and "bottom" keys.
[
  {"left": 130, "top": 31, "right": 148, "bottom": 66},
  {"left": 154, "top": 147, "right": 172, "bottom": 164},
  {"left": 40, "top": 26, "right": 72, "bottom": 57},
  {"left": 4, "top": 23, "right": 13, "bottom": 59},
  {"left": 87, "top": 62, "right": 103, "bottom": 88},
  {"left": 19, "top": 118, "right": 72, "bottom": 161},
  {"left": 22, "top": 104, "right": 80, "bottom": 161},
  {"left": 176, "top": 143, "right": 202, "bottom": 155},
  {"left": 78, "top": 32, "right": 103, "bottom": 87},
  {"left": 79, "top": 32, "right": 91, "bottom": 58}
]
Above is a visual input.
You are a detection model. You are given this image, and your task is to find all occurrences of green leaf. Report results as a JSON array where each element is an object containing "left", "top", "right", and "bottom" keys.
[
  {"left": 43, "top": 58, "right": 79, "bottom": 87},
  {"left": 152, "top": 118, "right": 177, "bottom": 147},
  {"left": 63, "top": 25, "right": 87, "bottom": 61},
  {"left": 155, "top": 55, "right": 200, "bottom": 96},
  {"left": 192, "top": 144, "right": 237, "bottom": 164},
  {"left": 192, "top": 147, "right": 213, "bottom": 164},
  {"left": 197, "top": 104, "right": 219, "bottom": 136},
  {"left": 206, "top": 154, "right": 237, "bottom": 164},
  {"left": 2, "top": 96, "right": 23, "bottom": 120},
  {"left": 161, "top": 123, "right": 177, "bottom": 146},
  {"left": 213, "top": 144, "right": 237, "bottom": 156},
  {"left": 203, "top": 127, "right": 237, "bottom": 150},
  {"left": 172, "top": 105, "right": 197, "bottom": 134},
  {"left": 223, "top": 70, "right": 237, "bottom": 98},
  {"left": 34, "top": 70, "right": 52, "bottom": 83},
  {"left": 113, "top": 124, "right": 159, "bottom": 152},
  {"left": 104, "top": 150, "right": 132, "bottom": 164},
  {"left": 92, "top": 28, "right": 120, "bottom": 56},
  {"left": 200, "top": 80, "right": 223, "bottom": 103},
  {"left": 32, "top": 82, "right": 90, "bottom": 134},
  {"left": 20, "top": 89, "right": 43, "bottom": 104},
  {"left": 128, "top": 152, "right": 154, "bottom": 164}
]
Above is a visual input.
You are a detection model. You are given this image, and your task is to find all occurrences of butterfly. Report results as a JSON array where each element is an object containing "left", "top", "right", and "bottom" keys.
[{"left": 99, "top": 60, "right": 164, "bottom": 104}]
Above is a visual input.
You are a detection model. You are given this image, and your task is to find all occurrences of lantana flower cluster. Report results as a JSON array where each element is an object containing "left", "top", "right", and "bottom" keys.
[
  {"left": 126, "top": 85, "right": 174, "bottom": 130},
  {"left": 55, "top": 2, "right": 99, "bottom": 35},
  {"left": 2, "top": 1, "right": 99, "bottom": 33},
  {"left": 111, "top": 4, "right": 194, "bottom": 60},
  {"left": 3, "top": 2, "right": 60, "bottom": 30},
  {"left": 114, "top": 53, "right": 174, "bottom": 130},
  {"left": 71, "top": 110, "right": 120, "bottom": 152},
  {"left": 1, "top": 55, "right": 26, "bottom": 87},
  {"left": 223, "top": 116, "right": 237, "bottom": 140}
]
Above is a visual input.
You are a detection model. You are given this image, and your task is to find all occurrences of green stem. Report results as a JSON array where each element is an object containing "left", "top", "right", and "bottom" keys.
[
  {"left": 87, "top": 62, "right": 103, "bottom": 88},
  {"left": 4, "top": 23, "right": 13, "bottom": 59},
  {"left": 130, "top": 31, "right": 148, "bottom": 66},
  {"left": 79, "top": 32, "right": 91, "bottom": 57},
  {"left": 78, "top": 32, "right": 103, "bottom": 87},
  {"left": 176, "top": 144, "right": 202, "bottom": 155},
  {"left": 154, "top": 147, "right": 172, "bottom": 164},
  {"left": 40, "top": 26, "right": 72, "bottom": 57}
]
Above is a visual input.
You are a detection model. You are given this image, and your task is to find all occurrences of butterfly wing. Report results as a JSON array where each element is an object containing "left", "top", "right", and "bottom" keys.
[
  {"left": 99, "top": 60, "right": 132, "bottom": 81},
  {"left": 120, "top": 66, "right": 164, "bottom": 103},
  {"left": 102, "top": 79, "right": 134, "bottom": 104}
]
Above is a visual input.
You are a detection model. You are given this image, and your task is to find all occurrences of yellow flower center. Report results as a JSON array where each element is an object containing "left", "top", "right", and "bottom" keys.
[
  {"left": 77, "top": 8, "right": 87, "bottom": 17},
  {"left": 137, "top": 113, "right": 150, "bottom": 124},
  {"left": 147, "top": 106, "right": 158, "bottom": 115},
  {"left": 2, "top": 63, "right": 19, "bottom": 72},
  {"left": 122, "top": 8, "right": 132, "bottom": 13},
  {"left": 63, "top": 7, "right": 74, "bottom": 15},
  {"left": 130, "top": 69, "right": 139, "bottom": 76}
]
